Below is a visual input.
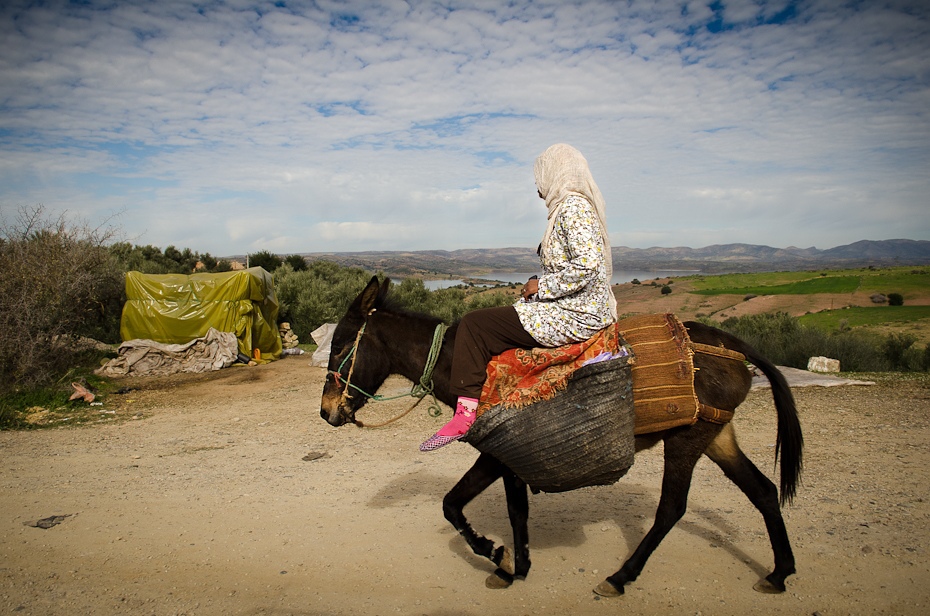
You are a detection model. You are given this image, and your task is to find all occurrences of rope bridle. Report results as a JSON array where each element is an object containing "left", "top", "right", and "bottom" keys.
[{"left": 329, "top": 309, "right": 449, "bottom": 428}]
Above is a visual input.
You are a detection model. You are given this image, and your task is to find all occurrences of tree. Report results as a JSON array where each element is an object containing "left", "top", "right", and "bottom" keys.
[
  {"left": 248, "top": 250, "right": 283, "bottom": 272},
  {"left": 661, "top": 285, "right": 672, "bottom": 295},
  {"left": 200, "top": 252, "right": 218, "bottom": 271},
  {"left": 285, "top": 254, "right": 308, "bottom": 271},
  {"left": 109, "top": 242, "right": 203, "bottom": 274},
  {"left": 888, "top": 293, "right": 904, "bottom": 306}
]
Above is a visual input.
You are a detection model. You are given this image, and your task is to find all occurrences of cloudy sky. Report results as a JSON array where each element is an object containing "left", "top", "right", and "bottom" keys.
[{"left": 1, "top": 0, "right": 928, "bottom": 256}]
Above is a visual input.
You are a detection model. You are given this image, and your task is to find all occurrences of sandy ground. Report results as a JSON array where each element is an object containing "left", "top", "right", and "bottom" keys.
[{"left": 2, "top": 357, "right": 929, "bottom": 615}]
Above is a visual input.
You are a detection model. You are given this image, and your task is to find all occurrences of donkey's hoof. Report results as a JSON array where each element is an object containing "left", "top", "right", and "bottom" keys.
[
  {"left": 753, "top": 578, "right": 786, "bottom": 594},
  {"left": 499, "top": 546, "right": 515, "bottom": 576},
  {"left": 485, "top": 569, "right": 513, "bottom": 589},
  {"left": 593, "top": 580, "right": 624, "bottom": 597}
]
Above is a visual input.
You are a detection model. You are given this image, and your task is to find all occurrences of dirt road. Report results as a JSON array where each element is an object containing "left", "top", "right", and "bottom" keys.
[{"left": 2, "top": 357, "right": 928, "bottom": 615}]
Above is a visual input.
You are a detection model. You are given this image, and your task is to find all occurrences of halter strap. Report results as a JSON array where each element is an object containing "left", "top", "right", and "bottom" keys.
[{"left": 330, "top": 315, "right": 449, "bottom": 426}]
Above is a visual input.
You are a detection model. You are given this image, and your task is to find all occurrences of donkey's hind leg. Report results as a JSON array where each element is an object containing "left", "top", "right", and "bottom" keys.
[
  {"left": 705, "top": 423, "right": 796, "bottom": 593},
  {"left": 442, "top": 453, "right": 515, "bottom": 584},
  {"left": 596, "top": 423, "right": 719, "bottom": 597}
]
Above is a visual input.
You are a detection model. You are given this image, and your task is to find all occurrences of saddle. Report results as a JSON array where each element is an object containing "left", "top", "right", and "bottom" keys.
[
  {"left": 477, "top": 313, "right": 740, "bottom": 435},
  {"left": 465, "top": 314, "right": 743, "bottom": 493}
]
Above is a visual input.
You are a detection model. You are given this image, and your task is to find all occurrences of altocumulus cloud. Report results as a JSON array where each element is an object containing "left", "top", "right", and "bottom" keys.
[{"left": 0, "top": 0, "right": 927, "bottom": 255}]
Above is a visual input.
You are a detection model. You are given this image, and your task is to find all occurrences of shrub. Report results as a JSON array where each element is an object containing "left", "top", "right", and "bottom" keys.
[
  {"left": 819, "top": 330, "right": 889, "bottom": 372},
  {"left": 882, "top": 333, "right": 916, "bottom": 370},
  {"left": 273, "top": 261, "right": 373, "bottom": 341},
  {"left": 660, "top": 285, "right": 672, "bottom": 295},
  {"left": 887, "top": 293, "right": 904, "bottom": 306},
  {"left": 714, "top": 312, "right": 889, "bottom": 371},
  {"left": 631, "top": 278, "right": 641, "bottom": 285},
  {"left": 466, "top": 290, "right": 514, "bottom": 313},
  {"left": 0, "top": 206, "right": 123, "bottom": 394},
  {"left": 391, "top": 279, "right": 514, "bottom": 323}
]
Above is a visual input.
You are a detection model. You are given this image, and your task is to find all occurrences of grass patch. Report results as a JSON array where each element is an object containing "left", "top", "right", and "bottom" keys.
[
  {"left": 799, "top": 306, "right": 930, "bottom": 330},
  {"left": 691, "top": 275, "right": 861, "bottom": 296},
  {"left": 687, "top": 266, "right": 929, "bottom": 298},
  {"left": 855, "top": 268, "right": 930, "bottom": 297},
  {"left": 0, "top": 356, "right": 121, "bottom": 430},
  {"left": 686, "top": 271, "right": 823, "bottom": 290}
]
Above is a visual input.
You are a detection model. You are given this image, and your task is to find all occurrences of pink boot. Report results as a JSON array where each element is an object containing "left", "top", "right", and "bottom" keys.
[{"left": 419, "top": 397, "right": 478, "bottom": 451}]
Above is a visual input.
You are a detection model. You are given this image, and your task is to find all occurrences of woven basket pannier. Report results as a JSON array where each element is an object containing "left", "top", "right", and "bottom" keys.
[{"left": 463, "top": 355, "right": 635, "bottom": 493}]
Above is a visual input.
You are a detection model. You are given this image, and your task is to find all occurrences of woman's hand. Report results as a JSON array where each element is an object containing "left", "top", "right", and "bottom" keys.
[{"left": 521, "top": 277, "right": 539, "bottom": 300}]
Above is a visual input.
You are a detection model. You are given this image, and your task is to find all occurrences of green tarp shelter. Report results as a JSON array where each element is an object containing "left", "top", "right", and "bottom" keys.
[{"left": 121, "top": 267, "right": 282, "bottom": 361}]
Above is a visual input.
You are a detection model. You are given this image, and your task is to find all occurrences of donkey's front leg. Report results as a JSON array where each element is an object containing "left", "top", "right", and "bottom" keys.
[
  {"left": 484, "top": 469, "right": 531, "bottom": 589},
  {"left": 442, "top": 453, "right": 514, "bottom": 583}
]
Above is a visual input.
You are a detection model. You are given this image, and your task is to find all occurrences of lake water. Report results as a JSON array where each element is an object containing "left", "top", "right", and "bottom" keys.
[{"left": 421, "top": 270, "right": 699, "bottom": 290}]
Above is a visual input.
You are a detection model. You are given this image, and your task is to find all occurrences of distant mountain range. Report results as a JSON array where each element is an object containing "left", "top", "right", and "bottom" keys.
[{"left": 298, "top": 239, "right": 930, "bottom": 278}]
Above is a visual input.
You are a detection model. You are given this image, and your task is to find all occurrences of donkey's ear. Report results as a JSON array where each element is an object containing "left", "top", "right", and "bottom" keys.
[
  {"left": 352, "top": 276, "right": 382, "bottom": 314},
  {"left": 377, "top": 277, "right": 392, "bottom": 305}
]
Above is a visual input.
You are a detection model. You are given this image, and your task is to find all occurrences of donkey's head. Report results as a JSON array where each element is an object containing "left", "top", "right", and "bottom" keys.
[{"left": 320, "top": 276, "right": 394, "bottom": 426}]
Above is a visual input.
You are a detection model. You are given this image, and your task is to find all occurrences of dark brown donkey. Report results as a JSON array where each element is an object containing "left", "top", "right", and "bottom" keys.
[{"left": 319, "top": 277, "right": 803, "bottom": 597}]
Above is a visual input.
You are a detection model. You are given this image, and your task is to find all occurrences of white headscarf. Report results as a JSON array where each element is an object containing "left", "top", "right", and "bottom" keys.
[{"left": 534, "top": 143, "right": 617, "bottom": 319}]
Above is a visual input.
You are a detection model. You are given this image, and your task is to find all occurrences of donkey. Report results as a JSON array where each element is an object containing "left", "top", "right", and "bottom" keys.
[{"left": 319, "top": 277, "right": 802, "bottom": 597}]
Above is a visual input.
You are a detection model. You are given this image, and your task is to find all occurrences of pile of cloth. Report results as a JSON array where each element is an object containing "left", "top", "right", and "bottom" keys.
[{"left": 96, "top": 328, "right": 239, "bottom": 377}]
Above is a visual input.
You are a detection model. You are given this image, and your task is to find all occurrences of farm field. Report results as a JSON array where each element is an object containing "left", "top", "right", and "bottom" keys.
[{"left": 609, "top": 266, "right": 930, "bottom": 348}]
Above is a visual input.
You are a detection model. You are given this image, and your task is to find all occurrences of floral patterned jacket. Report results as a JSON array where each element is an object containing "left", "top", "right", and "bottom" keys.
[{"left": 513, "top": 195, "right": 615, "bottom": 346}]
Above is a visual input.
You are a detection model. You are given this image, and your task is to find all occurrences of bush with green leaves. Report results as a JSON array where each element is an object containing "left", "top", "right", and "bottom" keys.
[
  {"left": 275, "top": 266, "right": 515, "bottom": 342},
  {"left": 887, "top": 293, "right": 904, "bottom": 306},
  {"left": 273, "top": 261, "right": 374, "bottom": 341},
  {"left": 711, "top": 312, "right": 889, "bottom": 372},
  {"left": 882, "top": 333, "right": 917, "bottom": 371}
]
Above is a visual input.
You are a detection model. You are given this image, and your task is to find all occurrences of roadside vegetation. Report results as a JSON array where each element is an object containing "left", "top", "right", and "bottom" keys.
[
  {"left": 708, "top": 312, "right": 929, "bottom": 373},
  {"left": 686, "top": 266, "right": 930, "bottom": 372},
  {"left": 1, "top": 207, "right": 927, "bottom": 429}
]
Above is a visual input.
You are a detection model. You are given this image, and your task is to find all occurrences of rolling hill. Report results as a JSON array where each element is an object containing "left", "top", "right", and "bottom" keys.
[{"left": 292, "top": 239, "right": 930, "bottom": 278}]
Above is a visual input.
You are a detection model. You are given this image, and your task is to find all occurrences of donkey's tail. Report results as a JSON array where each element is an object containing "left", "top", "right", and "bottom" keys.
[{"left": 686, "top": 322, "right": 804, "bottom": 505}]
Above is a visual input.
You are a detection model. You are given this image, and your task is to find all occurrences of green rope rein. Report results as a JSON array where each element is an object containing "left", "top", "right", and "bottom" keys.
[{"left": 334, "top": 321, "right": 449, "bottom": 418}]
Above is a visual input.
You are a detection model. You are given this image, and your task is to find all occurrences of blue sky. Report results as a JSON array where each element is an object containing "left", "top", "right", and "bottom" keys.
[{"left": 1, "top": 0, "right": 928, "bottom": 256}]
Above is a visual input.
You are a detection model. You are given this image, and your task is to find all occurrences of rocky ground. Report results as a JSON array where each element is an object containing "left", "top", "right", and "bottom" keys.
[{"left": 1, "top": 357, "right": 929, "bottom": 615}]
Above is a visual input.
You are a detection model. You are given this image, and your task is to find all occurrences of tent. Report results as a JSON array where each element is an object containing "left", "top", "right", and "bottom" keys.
[{"left": 120, "top": 267, "right": 282, "bottom": 361}]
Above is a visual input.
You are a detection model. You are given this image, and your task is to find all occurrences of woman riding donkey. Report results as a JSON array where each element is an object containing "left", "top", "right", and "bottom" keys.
[{"left": 421, "top": 143, "right": 618, "bottom": 451}]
